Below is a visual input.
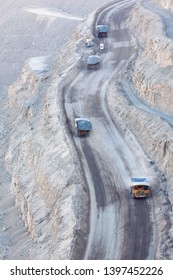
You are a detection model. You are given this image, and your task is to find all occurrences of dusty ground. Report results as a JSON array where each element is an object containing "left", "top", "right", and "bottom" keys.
[{"left": 0, "top": 0, "right": 173, "bottom": 260}]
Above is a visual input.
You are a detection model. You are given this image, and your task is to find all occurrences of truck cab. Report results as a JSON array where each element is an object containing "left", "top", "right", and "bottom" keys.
[{"left": 130, "top": 178, "right": 151, "bottom": 198}]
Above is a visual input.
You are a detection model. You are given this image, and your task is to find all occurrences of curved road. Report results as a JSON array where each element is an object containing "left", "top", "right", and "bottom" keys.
[
  {"left": 64, "top": 0, "right": 157, "bottom": 259},
  {"left": 122, "top": 0, "right": 173, "bottom": 127}
]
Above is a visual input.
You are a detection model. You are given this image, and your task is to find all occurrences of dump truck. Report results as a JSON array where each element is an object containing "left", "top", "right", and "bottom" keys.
[
  {"left": 75, "top": 118, "right": 92, "bottom": 137},
  {"left": 130, "top": 178, "right": 151, "bottom": 198},
  {"left": 87, "top": 55, "right": 100, "bottom": 70},
  {"left": 96, "top": 24, "right": 108, "bottom": 37}
]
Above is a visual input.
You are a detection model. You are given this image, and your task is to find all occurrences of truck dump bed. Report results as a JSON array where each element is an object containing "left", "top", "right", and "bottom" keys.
[{"left": 130, "top": 177, "right": 150, "bottom": 186}]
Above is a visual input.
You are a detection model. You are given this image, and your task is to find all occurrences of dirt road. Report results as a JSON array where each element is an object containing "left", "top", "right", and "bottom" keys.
[{"left": 64, "top": 0, "right": 157, "bottom": 259}]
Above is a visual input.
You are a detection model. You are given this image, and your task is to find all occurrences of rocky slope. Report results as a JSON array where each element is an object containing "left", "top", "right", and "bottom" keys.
[
  {"left": 153, "top": 0, "right": 173, "bottom": 10},
  {"left": 130, "top": 2, "right": 173, "bottom": 114},
  {"left": 4, "top": 55, "right": 89, "bottom": 259},
  {"left": 128, "top": 1, "right": 173, "bottom": 191}
]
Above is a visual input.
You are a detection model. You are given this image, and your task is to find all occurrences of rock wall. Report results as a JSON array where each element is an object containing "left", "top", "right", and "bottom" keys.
[
  {"left": 129, "top": 2, "right": 173, "bottom": 114},
  {"left": 152, "top": 0, "right": 173, "bottom": 10},
  {"left": 5, "top": 54, "right": 89, "bottom": 259},
  {"left": 126, "top": 2, "right": 173, "bottom": 187},
  {"left": 3, "top": 8, "right": 96, "bottom": 260}
]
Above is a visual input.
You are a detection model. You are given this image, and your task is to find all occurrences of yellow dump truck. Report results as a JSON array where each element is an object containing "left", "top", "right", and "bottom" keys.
[{"left": 130, "top": 178, "right": 151, "bottom": 198}]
